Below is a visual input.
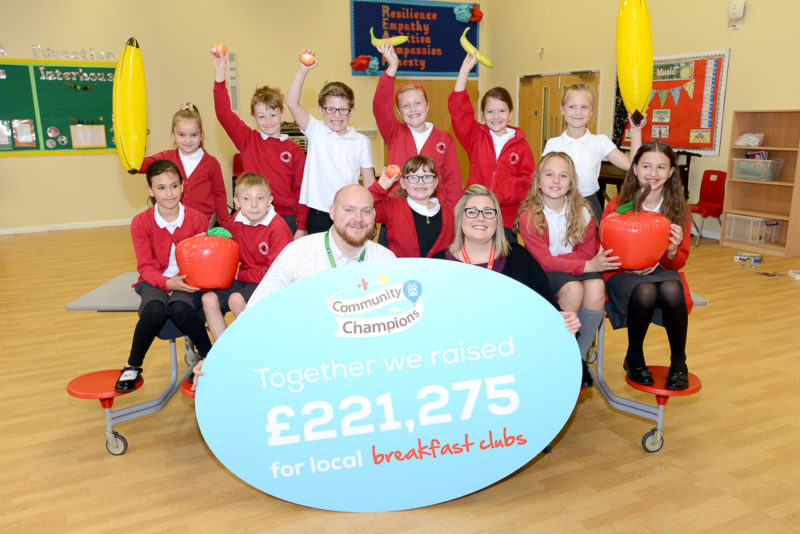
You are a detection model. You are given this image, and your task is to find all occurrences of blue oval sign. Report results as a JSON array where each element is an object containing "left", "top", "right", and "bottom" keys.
[{"left": 196, "top": 258, "right": 580, "bottom": 512}]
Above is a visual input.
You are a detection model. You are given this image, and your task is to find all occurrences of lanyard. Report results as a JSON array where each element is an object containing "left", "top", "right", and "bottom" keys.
[
  {"left": 461, "top": 244, "right": 495, "bottom": 270},
  {"left": 325, "top": 231, "right": 365, "bottom": 268}
]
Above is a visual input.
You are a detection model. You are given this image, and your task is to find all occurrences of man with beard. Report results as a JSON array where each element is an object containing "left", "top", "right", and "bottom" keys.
[
  {"left": 192, "top": 184, "right": 395, "bottom": 387},
  {"left": 245, "top": 183, "right": 396, "bottom": 308}
]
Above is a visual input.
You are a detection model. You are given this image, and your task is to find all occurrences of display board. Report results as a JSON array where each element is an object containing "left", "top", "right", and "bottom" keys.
[
  {"left": 196, "top": 258, "right": 581, "bottom": 512},
  {"left": 0, "top": 59, "right": 116, "bottom": 156},
  {"left": 614, "top": 49, "right": 729, "bottom": 156},
  {"left": 350, "top": 0, "right": 482, "bottom": 77}
]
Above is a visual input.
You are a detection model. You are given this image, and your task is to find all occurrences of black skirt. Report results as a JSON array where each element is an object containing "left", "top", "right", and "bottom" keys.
[
  {"left": 545, "top": 270, "right": 603, "bottom": 296},
  {"left": 605, "top": 267, "right": 682, "bottom": 329}
]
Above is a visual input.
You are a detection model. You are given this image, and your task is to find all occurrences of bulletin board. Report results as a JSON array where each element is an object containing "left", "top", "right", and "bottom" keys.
[
  {"left": 350, "top": 0, "right": 482, "bottom": 77},
  {"left": 613, "top": 49, "right": 730, "bottom": 156},
  {"left": 0, "top": 59, "right": 116, "bottom": 156}
]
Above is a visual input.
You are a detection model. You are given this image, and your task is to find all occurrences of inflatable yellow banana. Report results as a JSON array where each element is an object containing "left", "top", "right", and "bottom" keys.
[
  {"left": 370, "top": 27, "right": 409, "bottom": 47},
  {"left": 616, "top": 0, "right": 653, "bottom": 125},
  {"left": 113, "top": 37, "right": 147, "bottom": 173},
  {"left": 460, "top": 27, "right": 493, "bottom": 68}
]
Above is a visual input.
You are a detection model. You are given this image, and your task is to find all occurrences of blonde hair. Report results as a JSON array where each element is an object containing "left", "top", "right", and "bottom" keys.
[
  {"left": 171, "top": 103, "right": 204, "bottom": 149},
  {"left": 234, "top": 173, "right": 271, "bottom": 198},
  {"left": 450, "top": 185, "right": 511, "bottom": 258},
  {"left": 251, "top": 86, "right": 284, "bottom": 114},
  {"left": 398, "top": 155, "right": 438, "bottom": 199},
  {"left": 561, "top": 83, "right": 595, "bottom": 107},
  {"left": 514, "top": 152, "right": 591, "bottom": 246}
]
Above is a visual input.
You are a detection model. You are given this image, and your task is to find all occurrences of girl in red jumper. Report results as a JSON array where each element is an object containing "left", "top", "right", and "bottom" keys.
[
  {"left": 139, "top": 103, "right": 230, "bottom": 227},
  {"left": 602, "top": 141, "right": 692, "bottom": 390},
  {"left": 515, "top": 152, "right": 621, "bottom": 387},
  {"left": 368, "top": 155, "right": 454, "bottom": 258},
  {"left": 116, "top": 160, "right": 213, "bottom": 393},
  {"left": 372, "top": 41, "right": 462, "bottom": 208},
  {"left": 448, "top": 52, "right": 534, "bottom": 243}
]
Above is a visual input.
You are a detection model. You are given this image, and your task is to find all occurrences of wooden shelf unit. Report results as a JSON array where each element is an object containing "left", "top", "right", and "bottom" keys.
[{"left": 720, "top": 110, "right": 800, "bottom": 257}]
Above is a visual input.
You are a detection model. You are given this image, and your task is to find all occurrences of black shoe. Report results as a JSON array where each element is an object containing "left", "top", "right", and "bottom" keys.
[
  {"left": 115, "top": 366, "right": 142, "bottom": 393},
  {"left": 665, "top": 369, "right": 689, "bottom": 390},
  {"left": 581, "top": 360, "right": 593, "bottom": 388},
  {"left": 623, "top": 359, "right": 653, "bottom": 386}
]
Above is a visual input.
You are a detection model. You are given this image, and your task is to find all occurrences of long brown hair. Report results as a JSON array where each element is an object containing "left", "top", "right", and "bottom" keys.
[
  {"left": 619, "top": 140, "right": 688, "bottom": 226},
  {"left": 514, "top": 152, "right": 591, "bottom": 246}
]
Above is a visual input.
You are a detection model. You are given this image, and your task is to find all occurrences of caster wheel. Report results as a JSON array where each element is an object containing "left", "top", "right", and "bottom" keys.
[
  {"left": 641, "top": 429, "right": 663, "bottom": 453},
  {"left": 106, "top": 432, "right": 128, "bottom": 455}
]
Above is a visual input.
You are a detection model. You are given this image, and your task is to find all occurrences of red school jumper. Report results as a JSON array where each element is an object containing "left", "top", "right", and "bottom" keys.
[
  {"left": 602, "top": 196, "right": 693, "bottom": 313},
  {"left": 368, "top": 182, "right": 454, "bottom": 258},
  {"left": 373, "top": 73, "right": 462, "bottom": 208},
  {"left": 448, "top": 90, "right": 535, "bottom": 229},
  {"left": 517, "top": 210, "right": 597, "bottom": 275},
  {"left": 130, "top": 205, "right": 209, "bottom": 291},
  {"left": 224, "top": 211, "right": 293, "bottom": 284},
  {"left": 140, "top": 149, "right": 230, "bottom": 226},
  {"left": 214, "top": 81, "right": 306, "bottom": 223}
]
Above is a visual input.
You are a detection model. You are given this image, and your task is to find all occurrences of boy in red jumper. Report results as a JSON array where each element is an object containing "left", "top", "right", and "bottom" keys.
[
  {"left": 212, "top": 51, "right": 306, "bottom": 235},
  {"left": 202, "top": 173, "right": 293, "bottom": 340}
]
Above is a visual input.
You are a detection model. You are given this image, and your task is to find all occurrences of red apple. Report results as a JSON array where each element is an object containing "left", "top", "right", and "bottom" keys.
[
  {"left": 211, "top": 42, "right": 227, "bottom": 58},
  {"left": 176, "top": 235, "right": 240, "bottom": 289},
  {"left": 385, "top": 164, "right": 402, "bottom": 179},
  {"left": 599, "top": 210, "right": 671, "bottom": 270},
  {"left": 300, "top": 51, "right": 315, "bottom": 66}
]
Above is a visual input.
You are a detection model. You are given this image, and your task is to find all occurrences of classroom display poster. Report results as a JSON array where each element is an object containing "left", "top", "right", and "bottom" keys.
[
  {"left": 0, "top": 59, "right": 116, "bottom": 156},
  {"left": 350, "top": 0, "right": 482, "bottom": 77},
  {"left": 614, "top": 49, "right": 729, "bottom": 156},
  {"left": 196, "top": 259, "right": 581, "bottom": 512}
]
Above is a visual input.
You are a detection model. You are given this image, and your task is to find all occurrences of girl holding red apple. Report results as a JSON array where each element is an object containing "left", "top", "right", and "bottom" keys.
[
  {"left": 515, "top": 152, "right": 621, "bottom": 388},
  {"left": 601, "top": 140, "right": 692, "bottom": 390},
  {"left": 449, "top": 52, "right": 534, "bottom": 244},
  {"left": 116, "top": 160, "right": 213, "bottom": 393},
  {"left": 372, "top": 40, "right": 462, "bottom": 208},
  {"left": 368, "top": 155, "right": 454, "bottom": 258},
  {"left": 138, "top": 104, "right": 230, "bottom": 227}
]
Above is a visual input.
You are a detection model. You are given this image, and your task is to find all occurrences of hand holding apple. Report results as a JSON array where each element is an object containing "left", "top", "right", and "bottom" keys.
[
  {"left": 176, "top": 233, "right": 241, "bottom": 289},
  {"left": 211, "top": 42, "right": 227, "bottom": 58}
]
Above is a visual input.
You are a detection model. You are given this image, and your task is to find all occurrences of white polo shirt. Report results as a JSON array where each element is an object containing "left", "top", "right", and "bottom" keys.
[
  {"left": 543, "top": 131, "right": 617, "bottom": 196},
  {"left": 298, "top": 117, "right": 374, "bottom": 212}
]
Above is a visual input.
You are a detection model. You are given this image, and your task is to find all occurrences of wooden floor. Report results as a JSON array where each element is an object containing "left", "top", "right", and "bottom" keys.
[{"left": 2, "top": 226, "right": 799, "bottom": 533}]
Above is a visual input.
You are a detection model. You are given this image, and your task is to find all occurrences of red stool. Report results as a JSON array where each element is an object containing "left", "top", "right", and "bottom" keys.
[
  {"left": 67, "top": 370, "right": 144, "bottom": 455},
  {"left": 180, "top": 376, "right": 195, "bottom": 398},
  {"left": 624, "top": 366, "right": 702, "bottom": 452}
]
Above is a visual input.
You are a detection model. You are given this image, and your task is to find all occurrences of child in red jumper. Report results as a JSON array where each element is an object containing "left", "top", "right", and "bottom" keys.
[
  {"left": 448, "top": 52, "right": 534, "bottom": 244},
  {"left": 372, "top": 41, "right": 462, "bottom": 208},
  {"left": 212, "top": 50, "right": 306, "bottom": 235},
  {"left": 368, "top": 155, "right": 454, "bottom": 258},
  {"left": 139, "top": 103, "right": 229, "bottom": 227},
  {"left": 116, "top": 160, "right": 212, "bottom": 393},
  {"left": 202, "top": 173, "right": 292, "bottom": 340}
]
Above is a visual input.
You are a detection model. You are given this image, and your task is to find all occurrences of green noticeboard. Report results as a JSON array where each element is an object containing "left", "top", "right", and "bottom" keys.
[{"left": 0, "top": 59, "right": 117, "bottom": 156}]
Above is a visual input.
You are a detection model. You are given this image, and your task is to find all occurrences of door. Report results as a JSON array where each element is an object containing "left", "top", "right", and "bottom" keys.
[{"left": 518, "top": 71, "right": 600, "bottom": 161}]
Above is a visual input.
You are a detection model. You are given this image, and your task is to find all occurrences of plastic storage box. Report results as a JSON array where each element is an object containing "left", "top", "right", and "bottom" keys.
[
  {"left": 724, "top": 213, "right": 779, "bottom": 243},
  {"left": 732, "top": 158, "right": 785, "bottom": 181}
]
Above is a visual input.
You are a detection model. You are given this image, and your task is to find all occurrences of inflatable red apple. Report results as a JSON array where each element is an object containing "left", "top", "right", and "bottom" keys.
[
  {"left": 176, "top": 228, "right": 240, "bottom": 289},
  {"left": 599, "top": 185, "right": 671, "bottom": 269}
]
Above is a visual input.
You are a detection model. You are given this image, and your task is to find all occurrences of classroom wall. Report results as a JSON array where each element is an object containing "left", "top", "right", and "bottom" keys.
[
  {"left": 483, "top": 0, "right": 800, "bottom": 235},
  {"left": 1, "top": 0, "right": 797, "bottom": 234}
]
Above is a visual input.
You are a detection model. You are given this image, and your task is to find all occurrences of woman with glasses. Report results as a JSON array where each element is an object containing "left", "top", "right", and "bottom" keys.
[
  {"left": 434, "top": 185, "right": 580, "bottom": 334},
  {"left": 368, "top": 155, "right": 454, "bottom": 258}
]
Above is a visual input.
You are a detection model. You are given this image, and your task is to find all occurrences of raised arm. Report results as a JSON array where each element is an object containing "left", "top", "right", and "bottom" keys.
[
  {"left": 286, "top": 49, "right": 316, "bottom": 132},
  {"left": 454, "top": 52, "right": 477, "bottom": 92}
]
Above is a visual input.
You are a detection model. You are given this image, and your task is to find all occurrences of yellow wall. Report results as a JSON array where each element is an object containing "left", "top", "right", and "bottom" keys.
[{"left": 2, "top": 0, "right": 797, "bottom": 233}]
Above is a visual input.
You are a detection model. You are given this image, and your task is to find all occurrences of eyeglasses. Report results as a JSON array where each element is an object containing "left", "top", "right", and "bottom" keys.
[
  {"left": 463, "top": 207, "right": 497, "bottom": 219},
  {"left": 404, "top": 174, "right": 436, "bottom": 184},
  {"left": 321, "top": 106, "right": 352, "bottom": 116}
]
